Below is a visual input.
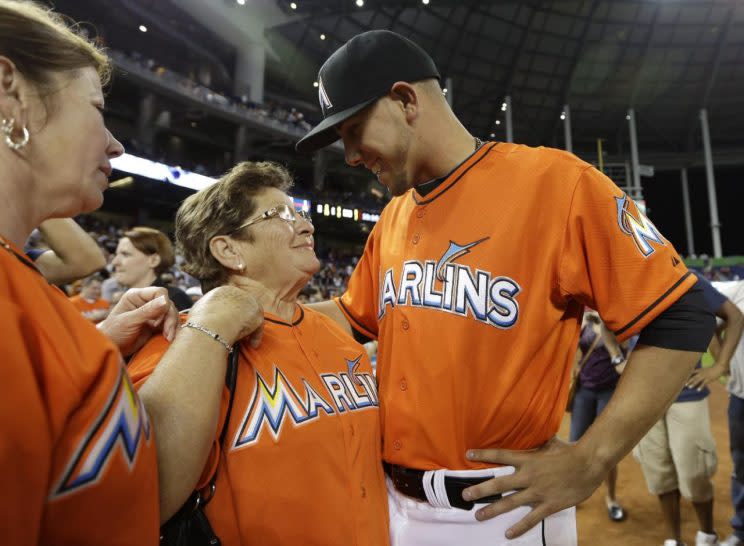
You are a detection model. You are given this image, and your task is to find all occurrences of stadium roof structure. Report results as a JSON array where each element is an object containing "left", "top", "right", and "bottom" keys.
[{"left": 260, "top": 0, "right": 743, "bottom": 169}]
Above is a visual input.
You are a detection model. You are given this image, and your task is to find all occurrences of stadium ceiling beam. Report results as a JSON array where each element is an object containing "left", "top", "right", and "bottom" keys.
[
  {"left": 436, "top": 4, "right": 478, "bottom": 80},
  {"left": 541, "top": 0, "right": 601, "bottom": 145},
  {"left": 456, "top": 1, "right": 540, "bottom": 112},
  {"left": 683, "top": 3, "right": 735, "bottom": 152},
  {"left": 607, "top": 4, "right": 661, "bottom": 153},
  {"left": 628, "top": 6, "right": 660, "bottom": 108}
]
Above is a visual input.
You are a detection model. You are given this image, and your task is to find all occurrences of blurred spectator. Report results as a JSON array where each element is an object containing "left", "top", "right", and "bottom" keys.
[
  {"left": 111, "top": 227, "right": 192, "bottom": 310},
  {"left": 68, "top": 275, "right": 110, "bottom": 323},
  {"left": 569, "top": 311, "right": 628, "bottom": 523},
  {"left": 634, "top": 277, "right": 743, "bottom": 546},
  {"left": 711, "top": 281, "right": 744, "bottom": 546}
]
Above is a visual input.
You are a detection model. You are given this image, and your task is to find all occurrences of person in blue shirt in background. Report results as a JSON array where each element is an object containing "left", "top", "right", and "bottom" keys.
[
  {"left": 569, "top": 311, "right": 631, "bottom": 523},
  {"left": 634, "top": 276, "right": 744, "bottom": 546}
]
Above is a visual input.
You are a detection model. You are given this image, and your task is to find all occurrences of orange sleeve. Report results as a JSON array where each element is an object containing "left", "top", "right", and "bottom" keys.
[
  {"left": 558, "top": 166, "right": 696, "bottom": 340},
  {"left": 127, "top": 334, "right": 172, "bottom": 389},
  {"left": 337, "top": 224, "right": 380, "bottom": 340}
]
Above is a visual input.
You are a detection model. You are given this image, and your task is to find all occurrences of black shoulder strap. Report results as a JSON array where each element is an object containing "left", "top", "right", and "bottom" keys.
[
  {"left": 219, "top": 348, "right": 239, "bottom": 446},
  {"left": 205, "top": 348, "right": 239, "bottom": 492}
]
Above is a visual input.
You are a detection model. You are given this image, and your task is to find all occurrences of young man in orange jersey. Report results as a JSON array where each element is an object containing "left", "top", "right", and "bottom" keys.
[{"left": 296, "top": 30, "right": 715, "bottom": 545}]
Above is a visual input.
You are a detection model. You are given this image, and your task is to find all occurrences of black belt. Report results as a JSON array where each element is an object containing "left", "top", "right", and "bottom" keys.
[{"left": 384, "top": 462, "right": 502, "bottom": 511}]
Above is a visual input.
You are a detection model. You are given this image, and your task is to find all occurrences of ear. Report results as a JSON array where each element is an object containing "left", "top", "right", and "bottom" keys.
[
  {"left": 390, "top": 81, "right": 419, "bottom": 123},
  {"left": 0, "top": 56, "right": 30, "bottom": 130},
  {"left": 209, "top": 235, "right": 245, "bottom": 271},
  {"left": 147, "top": 253, "right": 162, "bottom": 271}
]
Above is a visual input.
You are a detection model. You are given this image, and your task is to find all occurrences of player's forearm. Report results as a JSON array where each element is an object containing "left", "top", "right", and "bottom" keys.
[
  {"left": 138, "top": 332, "right": 228, "bottom": 522},
  {"left": 574, "top": 344, "right": 700, "bottom": 472},
  {"left": 308, "top": 299, "right": 352, "bottom": 335}
]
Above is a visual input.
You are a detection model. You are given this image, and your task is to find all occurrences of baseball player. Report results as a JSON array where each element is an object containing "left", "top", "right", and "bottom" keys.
[{"left": 296, "top": 30, "right": 715, "bottom": 545}]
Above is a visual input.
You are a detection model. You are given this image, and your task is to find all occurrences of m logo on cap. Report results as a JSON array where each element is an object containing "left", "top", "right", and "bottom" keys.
[{"left": 318, "top": 77, "right": 333, "bottom": 113}]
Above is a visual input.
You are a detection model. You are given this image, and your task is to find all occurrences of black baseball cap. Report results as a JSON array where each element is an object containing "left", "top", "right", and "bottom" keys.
[{"left": 295, "top": 30, "right": 440, "bottom": 154}]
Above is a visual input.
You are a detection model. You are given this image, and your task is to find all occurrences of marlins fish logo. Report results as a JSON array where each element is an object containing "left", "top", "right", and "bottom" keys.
[
  {"left": 615, "top": 194, "right": 666, "bottom": 257},
  {"left": 318, "top": 77, "right": 333, "bottom": 113},
  {"left": 50, "top": 366, "right": 151, "bottom": 500},
  {"left": 435, "top": 238, "right": 489, "bottom": 281}
]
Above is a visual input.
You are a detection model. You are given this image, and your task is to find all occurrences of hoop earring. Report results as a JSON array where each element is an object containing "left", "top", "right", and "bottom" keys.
[{"left": 1, "top": 118, "right": 30, "bottom": 151}]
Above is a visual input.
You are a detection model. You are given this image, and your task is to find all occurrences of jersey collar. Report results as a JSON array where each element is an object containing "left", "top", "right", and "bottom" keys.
[
  {"left": 412, "top": 142, "right": 497, "bottom": 205},
  {"left": 264, "top": 304, "right": 305, "bottom": 327}
]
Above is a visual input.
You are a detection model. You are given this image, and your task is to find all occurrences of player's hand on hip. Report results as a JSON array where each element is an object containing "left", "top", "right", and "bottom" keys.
[
  {"left": 98, "top": 286, "right": 179, "bottom": 356},
  {"left": 686, "top": 363, "right": 726, "bottom": 390},
  {"left": 462, "top": 437, "right": 603, "bottom": 539},
  {"left": 186, "top": 283, "right": 265, "bottom": 349}
]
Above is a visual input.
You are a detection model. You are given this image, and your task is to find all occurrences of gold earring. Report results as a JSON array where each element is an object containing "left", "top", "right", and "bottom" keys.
[{"left": 1, "top": 118, "right": 29, "bottom": 151}]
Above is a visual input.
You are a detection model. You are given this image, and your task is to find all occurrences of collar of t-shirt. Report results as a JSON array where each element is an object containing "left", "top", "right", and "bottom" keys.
[{"left": 413, "top": 145, "right": 483, "bottom": 198}]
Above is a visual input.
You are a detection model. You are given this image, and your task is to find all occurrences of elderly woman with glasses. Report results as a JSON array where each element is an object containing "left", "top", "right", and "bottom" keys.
[{"left": 128, "top": 161, "right": 390, "bottom": 546}]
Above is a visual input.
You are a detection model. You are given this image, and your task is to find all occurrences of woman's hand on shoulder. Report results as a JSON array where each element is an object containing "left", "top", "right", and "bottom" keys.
[
  {"left": 98, "top": 287, "right": 179, "bottom": 356},
  {"left": 187, "top": 284, "right": 265, "bottom": 348}
]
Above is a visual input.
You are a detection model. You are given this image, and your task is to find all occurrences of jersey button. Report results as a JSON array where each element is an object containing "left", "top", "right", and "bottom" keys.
[
  {"left": 412, "top": 234, "right": 420, "bottom": 244},
  {"left": 416, "top": 209, "right": 425, "bottom": 219},
  {"left": 393, "top": 440, "right": 402, "bottom": 450},
  {"left": 401, "top": 319, "right": 409, "bottom": 330},
  {"left": 400, "top": 379, "right": 407, "bottom": 391}
]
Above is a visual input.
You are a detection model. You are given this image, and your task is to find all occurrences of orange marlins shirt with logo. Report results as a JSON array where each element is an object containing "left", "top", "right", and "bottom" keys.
[
  {"left": 337, "top": 142, "right": 696, "bottom": 471},
  {"left": 0, "top": 239, "right": 158, "bottom": 545},
  {"left": 128, "top": 305, "right": 389, "bottom": 546}
]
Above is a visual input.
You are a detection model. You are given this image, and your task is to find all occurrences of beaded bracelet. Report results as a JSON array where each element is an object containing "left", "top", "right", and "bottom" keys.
[{"left": 181, "top": 321, "right": 233, "bottom": 353}]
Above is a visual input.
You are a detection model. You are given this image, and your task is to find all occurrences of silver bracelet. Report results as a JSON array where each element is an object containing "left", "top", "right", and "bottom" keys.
[{"left": 181, "top": 321, "right": 233, "bottom": 353}]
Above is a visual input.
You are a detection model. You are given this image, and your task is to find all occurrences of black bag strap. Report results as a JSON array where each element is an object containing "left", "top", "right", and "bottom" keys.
[{"left": 207, "top": 347, "right": 239, "bottom": 491}]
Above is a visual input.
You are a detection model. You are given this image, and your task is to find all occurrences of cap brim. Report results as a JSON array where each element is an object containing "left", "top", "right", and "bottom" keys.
[{"left": 295, "top": 98, "right": 377, "bottom": 154}]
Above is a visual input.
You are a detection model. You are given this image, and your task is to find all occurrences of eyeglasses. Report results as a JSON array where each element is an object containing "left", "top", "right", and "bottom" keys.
[{"left": 230, "top": 203, "right": 313, "bottom": 234}]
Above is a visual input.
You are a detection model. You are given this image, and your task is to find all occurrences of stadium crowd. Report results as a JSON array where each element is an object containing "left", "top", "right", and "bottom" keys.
[{"left": 3, "top": 3, "right": 744, "bottom": 546}]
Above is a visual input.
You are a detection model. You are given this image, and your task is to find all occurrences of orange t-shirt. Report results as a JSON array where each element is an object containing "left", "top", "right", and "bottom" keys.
[
  {"left": 0, "top": 239, "right": 158, "bottom": 545},
  {"left": 338, "top": 142, "right": 696, "bottom": 471},
  {"left": 128, "top": 305, "right": 389, "bottom": 546}
]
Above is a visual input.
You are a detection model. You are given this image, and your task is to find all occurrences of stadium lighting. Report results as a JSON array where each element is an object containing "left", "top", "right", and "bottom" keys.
[
  {"left": 495, "top": 120, "right": 501, "bottom": 125},
  {"left": 313, "top": 81, "right": 319, "bottom": 87},
  {"left": 320, "top": 33, "right": 326, "bottom": 40},
  {"left": 501, "top": 102, "right": 507, "bottom": 111},
  {"left": 560, "top": 112, "right": 566, "bottom": 120},
  {"left": 236, "top": 0, "right": 246, "bottom": 4},
  {"left": 626, "top": 114, "right": 631, "bottom": 120},
  {"left": 442, "top": 88, "right": 448, "bottom": 94},
  {"left": 290, "top": 2, "right": 297, "bottom": 9},
  {"left": 138, "top": 25, "right": 147, "bottom": 32},
  {"left": 490, "top": 133, "right": 495, "bottom": 138},
  {"left": 356, "top": 0, "right": 364, "bottom": 7},
  {"left": 422, "top": 0, "right": 430, "bottom": 4}
]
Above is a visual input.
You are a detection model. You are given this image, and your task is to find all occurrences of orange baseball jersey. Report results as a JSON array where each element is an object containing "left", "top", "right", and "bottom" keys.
[
  {"left": 0, "top": 238, "right": 158, "bottom": 545},
  {"left": 337, "top": 142, "right": 696, "bottom": 471},
  {"left": 128, "top": 305, "right": 389, "bottom": 546}
]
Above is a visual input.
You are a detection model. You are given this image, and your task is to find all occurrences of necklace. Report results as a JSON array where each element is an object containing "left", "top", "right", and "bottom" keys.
[
  {"left": 474, "top": 136, "right": 483, "bottom": 150},
  {"left": 0, "top": 233, "right": 43, "bottom": 275}
]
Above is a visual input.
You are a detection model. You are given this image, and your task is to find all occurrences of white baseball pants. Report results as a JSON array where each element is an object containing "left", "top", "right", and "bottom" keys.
[{"left": 386, "top": 466, "right": 577, "bottom": 545}]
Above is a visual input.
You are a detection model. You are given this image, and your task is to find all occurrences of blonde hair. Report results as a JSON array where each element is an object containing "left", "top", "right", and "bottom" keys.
[
  {"left": 176, "top": 161, "right": 294, "bottom": 293},
  {"left": 0, "top": 1, "right": 111, "bottom": 99}
]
